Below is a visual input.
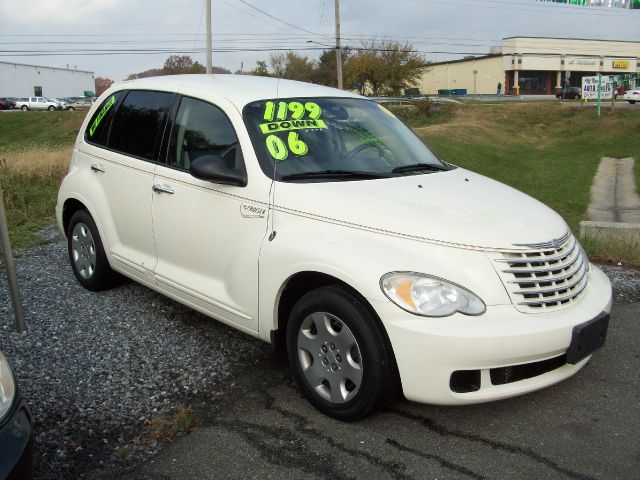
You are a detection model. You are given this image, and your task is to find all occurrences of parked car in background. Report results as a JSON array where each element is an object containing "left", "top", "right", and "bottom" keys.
[
  {"left": 623, "top": 89, "right": 639, "bottom": 104},
  {"left": 0, "top": 98, "right": 16, "bottom": 110},
  {"left": 0, "top": 350, "right": 33, "bottom": 479},
  {"left": 60, "top": 98, "right": 92, "bottom": 110},
  {"left": 555, "top": 86, "right": 582, "bottom": 99},
  {"left": 14, "top": 97, "right": 64, "bottom": 111},
  {"left": 57, "top": 75, "right": 612, "bottom": 420}
]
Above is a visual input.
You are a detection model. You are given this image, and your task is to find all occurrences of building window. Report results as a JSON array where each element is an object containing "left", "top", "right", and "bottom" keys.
[
  {"left": 34, "top": 86, "right": 42, "bottom": 96},
  {"left": 518, "top": 72, "right": 548, "bottom": 94}
]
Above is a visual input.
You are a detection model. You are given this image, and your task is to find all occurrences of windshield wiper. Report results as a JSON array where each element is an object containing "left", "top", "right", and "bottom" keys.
[
  {"left": 280, "top": 170, "right": 392, "bottom": 181},
  {"left": 391, "top": 163, "right": 450, "bottom": 174}
]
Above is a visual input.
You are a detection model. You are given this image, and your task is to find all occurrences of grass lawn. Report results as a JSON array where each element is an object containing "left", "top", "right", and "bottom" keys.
[
  {"left": 0, "top": 110, "right": 86, "bottom": 247},
  {"left": 0, "top": 103, "right": 639, "bottom": 263}
]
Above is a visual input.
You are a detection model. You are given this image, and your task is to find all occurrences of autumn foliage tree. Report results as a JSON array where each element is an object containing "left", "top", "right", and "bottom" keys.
[
  {"left": 345, "top": 41, "right": 427, "bottom": 96},
  {"left": 125, "top": 56, "right": 230, "bottom": 80},
  {"left": 163, "top": 55, "right": 205, "bottom": 75},
  {"left": 94, "top": 77, "right": 114, "bottom": 95},
  {"left": 255, "top": 42, "right": 427, "bottom": 95}
]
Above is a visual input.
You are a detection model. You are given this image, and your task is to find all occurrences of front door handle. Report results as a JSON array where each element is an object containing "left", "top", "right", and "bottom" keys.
[
  {"left": 90, "top": 163, "right": 105, "bottom": 173},
  {"left": 152, "top": 184, "right": 175, "bottom": 195}
]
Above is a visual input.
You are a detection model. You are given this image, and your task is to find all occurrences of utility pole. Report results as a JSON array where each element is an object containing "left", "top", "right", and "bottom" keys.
[
  {"left": 205, "top": 0, "right": 212, "bottom": 74},
  {"left": 335, "top": 0, "right": 343, "bottom": 89}
]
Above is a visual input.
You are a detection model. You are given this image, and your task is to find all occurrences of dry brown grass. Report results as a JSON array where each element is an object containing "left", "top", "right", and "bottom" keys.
[
  {"left": 148, "top": 406, "right": 196, "bottom": 442},
  {"left": 0, "top": 147, "right": 71, "bottom": 246},
  {"left": 0, "top": 146, "right": 71, "bottom": 179}
]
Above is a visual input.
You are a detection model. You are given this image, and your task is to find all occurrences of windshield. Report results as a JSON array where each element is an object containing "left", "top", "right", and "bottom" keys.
[{"left": 243, "top": 97, "right": 450, "bottom": 182}]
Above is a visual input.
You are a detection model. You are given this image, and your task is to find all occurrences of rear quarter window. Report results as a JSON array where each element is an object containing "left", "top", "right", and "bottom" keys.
[{"left": 84, "top": 91, "right": 125, "bottom": 147}]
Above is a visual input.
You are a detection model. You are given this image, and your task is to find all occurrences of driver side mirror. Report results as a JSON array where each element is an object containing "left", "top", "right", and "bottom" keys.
[{"left": 190, "top": 154, "right": 247, "bottom": 187}]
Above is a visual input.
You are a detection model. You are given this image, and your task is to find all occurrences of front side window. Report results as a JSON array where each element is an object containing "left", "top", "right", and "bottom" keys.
[
  {"left": 167, "top": 96, "right": 241, "bottom": 171},
  {"left": 243, "top": 97, "right": 448, "bottom": 182},
  {"left": 108, "top": 90, "right": 174, "bottom": 160}
]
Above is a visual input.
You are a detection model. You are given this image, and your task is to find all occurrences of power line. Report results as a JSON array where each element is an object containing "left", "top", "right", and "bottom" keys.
[{"left": 234, "top": 0, "right": 331, "bottom": 37}]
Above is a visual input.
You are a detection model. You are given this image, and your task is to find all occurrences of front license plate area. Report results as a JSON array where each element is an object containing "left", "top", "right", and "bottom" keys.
[{"left": 566, "top": 312, "right": 609, "bottom": 364}]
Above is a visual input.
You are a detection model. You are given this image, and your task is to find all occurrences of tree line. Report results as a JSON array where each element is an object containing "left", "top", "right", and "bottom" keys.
[{"left": 98, "top": 41, "right": 428, "bottom": 97}]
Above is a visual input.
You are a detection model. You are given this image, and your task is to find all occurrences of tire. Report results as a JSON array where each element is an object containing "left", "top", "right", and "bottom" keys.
[
  {"left": 21, "top": 105, "right": 28, "bottom": 111},
  {"left": 68, "top": 106, "right": 75, "bottom": 111},
  {"left": 67, "top": 210, "right": 119, "bottom": 291},
  {"left": 48, "top": 105, "right": 55, "bottom": 111},
  {"left": 286, "top": 285, "right": 398, "bottom": 421},
  {"left": 629, "top": 100, "right": 636, "bottom": 105}
]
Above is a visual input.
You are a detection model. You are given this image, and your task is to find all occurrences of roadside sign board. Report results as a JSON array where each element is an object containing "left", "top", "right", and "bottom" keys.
[{"left": 582, "top": 75, "right": 613, "bottom": 100}]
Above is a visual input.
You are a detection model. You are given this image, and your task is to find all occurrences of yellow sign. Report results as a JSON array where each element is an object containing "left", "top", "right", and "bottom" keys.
[{"left": 613, "top": 61, "right": 630, "bottom": 69}]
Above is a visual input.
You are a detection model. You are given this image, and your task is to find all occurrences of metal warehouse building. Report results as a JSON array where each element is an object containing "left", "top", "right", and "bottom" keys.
[
  {"left": 418, "top": 37, "right": 640, "bottom": 95},
  {"left": 0, "top": 61, "right": 95, "bottom": 98}
]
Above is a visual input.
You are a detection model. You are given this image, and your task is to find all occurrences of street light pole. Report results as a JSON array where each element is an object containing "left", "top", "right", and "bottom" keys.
[
  {"left": 205, "top": 0, "right": 212, "bottom": 74},
  {"left": 335, "top": 0, "right": 343, "bottom": 89}
]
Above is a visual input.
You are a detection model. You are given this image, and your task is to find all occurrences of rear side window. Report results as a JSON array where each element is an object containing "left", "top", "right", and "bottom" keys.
[
  {"left": 85, "top": 91, "right": 124, "bottom": 147},
  {"left": 108, "top": 90, "right": 174, "bottom": 160}
]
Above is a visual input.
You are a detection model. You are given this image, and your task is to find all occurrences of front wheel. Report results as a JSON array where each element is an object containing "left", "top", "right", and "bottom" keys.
[
  {"left": 629, "top": 100, "right": 636, "bottom": 105},
  {"left": 48, "top": 105, "right": 55, "bottom": 111},
  {"left": 286, "top": 286, "right": 398, "bottom": 421},
  {"left": 67, "top": 210, "right": 119, "bottom": 291}
]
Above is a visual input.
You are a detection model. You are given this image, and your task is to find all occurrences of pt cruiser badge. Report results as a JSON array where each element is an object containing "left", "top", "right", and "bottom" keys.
[{"left": 240, "top": 204, "right": 267, "bottom": 218}]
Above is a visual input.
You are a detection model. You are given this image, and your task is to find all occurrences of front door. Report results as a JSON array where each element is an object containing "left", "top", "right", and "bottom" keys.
[{"left": 152, "top": 96, "right": 269, "bottom": 331}]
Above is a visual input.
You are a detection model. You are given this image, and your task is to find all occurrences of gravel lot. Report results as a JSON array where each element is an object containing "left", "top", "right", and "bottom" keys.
[
  {"left": 1, "top": 228, "right": 270, "bottom": 479},
  {"left": 1, "top": 228, "right": 639, "bottom": 479}
]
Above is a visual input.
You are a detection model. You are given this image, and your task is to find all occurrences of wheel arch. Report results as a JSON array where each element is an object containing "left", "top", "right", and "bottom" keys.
[
  {"left": 62, "top": 198, "right": 89, "bottom": 236},
  {"left": 272, "top": 271, "right": 398, "bottom": 368}
]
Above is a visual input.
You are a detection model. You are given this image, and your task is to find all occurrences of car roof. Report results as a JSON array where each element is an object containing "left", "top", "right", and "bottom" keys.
[{"left": 109, "top": 74, "right": 361, "bottom": 109}]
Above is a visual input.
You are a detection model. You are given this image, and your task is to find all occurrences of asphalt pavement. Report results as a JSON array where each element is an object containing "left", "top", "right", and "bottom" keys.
[{"left": 127, "top": 301, "right": 640, "bottom": 480}]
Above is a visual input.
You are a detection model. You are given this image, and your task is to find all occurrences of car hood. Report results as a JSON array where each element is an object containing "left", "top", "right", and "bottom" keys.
[{"left": 273, "top": 168, "right": 568, "bottom": 250}]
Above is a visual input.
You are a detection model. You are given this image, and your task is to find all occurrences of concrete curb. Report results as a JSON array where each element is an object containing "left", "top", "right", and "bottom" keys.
[
  {"left": 580, "top": 157, "right": 640, "bottom": 245},
  {"left": 579, "top": 220, "right": 640, "bottom": 243}
]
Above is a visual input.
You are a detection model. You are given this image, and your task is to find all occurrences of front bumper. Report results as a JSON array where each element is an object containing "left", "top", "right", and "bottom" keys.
[
  {"left": 0, "top": 395, "right": 34, "bottom": 480},
  {"left": 373, "top": 264, "right": 613, "bottom": 405}
]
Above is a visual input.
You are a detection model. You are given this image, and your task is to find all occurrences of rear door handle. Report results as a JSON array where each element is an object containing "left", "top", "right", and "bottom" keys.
[
  {"left": 152, "top": 184, "right": 175, "bottom": 195},
  {"left": 90, "top": 163, "right": 105, "bottom": 173}
]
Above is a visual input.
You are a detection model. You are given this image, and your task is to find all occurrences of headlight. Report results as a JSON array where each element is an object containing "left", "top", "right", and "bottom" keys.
[
  {"left": 380, "top": 272, "right": 486, "bottom": 317},
  {"left": 0, "top": 351, "right": 16, "bottom": 421}
]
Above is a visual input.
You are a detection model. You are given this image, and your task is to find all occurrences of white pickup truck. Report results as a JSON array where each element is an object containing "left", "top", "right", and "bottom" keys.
[{"left": 14, "top": 97, "right": 65, "bottom": 111}]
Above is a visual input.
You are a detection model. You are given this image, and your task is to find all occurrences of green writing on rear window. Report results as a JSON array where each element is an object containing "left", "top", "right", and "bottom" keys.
[{"left": 89, "top": 95, "right": 116, "bottom": 137}]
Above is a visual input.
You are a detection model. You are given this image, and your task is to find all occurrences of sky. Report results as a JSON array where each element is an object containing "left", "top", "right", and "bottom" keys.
[{"left": 0, "top": 0, "right": 638, "bottom": 81}]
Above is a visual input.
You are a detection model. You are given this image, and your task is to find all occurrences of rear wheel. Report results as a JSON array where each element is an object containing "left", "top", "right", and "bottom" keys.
[
  {"left": 286, "top": 285, "right": 398, "bottom": 421},
  {"left": 629, "top": 100, "right": 636, "bottom": 105},
  {"left": 67, "top": 210, "right": 119, "bottom": 291},
  {"left": 21, "top": 105, "right": 28, "bottom": 111}
]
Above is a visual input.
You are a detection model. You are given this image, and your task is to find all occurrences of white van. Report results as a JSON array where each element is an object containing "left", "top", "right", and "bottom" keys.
[{"left": 56, "top": 75, "right": 612, "bottom": 420}]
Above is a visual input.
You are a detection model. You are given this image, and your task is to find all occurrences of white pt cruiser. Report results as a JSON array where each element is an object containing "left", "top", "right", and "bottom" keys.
[{"left": 56, "top": 75, "right": 612, "bottom": 421}]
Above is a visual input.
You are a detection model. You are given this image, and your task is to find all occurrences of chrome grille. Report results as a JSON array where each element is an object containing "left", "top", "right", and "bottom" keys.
[{"left": 494, "top": 233, "right": 589, "bottom": 311}]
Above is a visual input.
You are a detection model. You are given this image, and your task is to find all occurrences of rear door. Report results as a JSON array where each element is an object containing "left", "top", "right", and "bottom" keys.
[
  {"left": 79, "top": 89, "right": 174, "bottom": 281},
  {"left": 151, "top": 95, "right": 269, "bottom": 331}
]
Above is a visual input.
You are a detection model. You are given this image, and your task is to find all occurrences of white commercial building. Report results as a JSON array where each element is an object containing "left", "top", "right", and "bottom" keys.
[
  {"left": 418, "top": 37, "right": 640, "bottom": 96},
  {"left": 0, "top": 61, "right": 95, "bottom": 98}
]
